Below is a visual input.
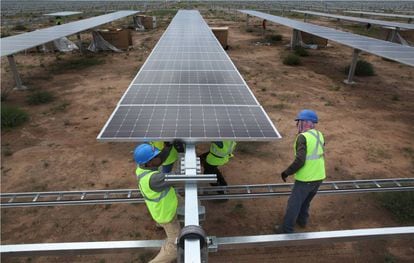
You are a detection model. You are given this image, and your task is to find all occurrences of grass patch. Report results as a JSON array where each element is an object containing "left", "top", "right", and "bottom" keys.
[
  {"left": 344, "top": 60, "right": 375, "bottom": 76},
  {"left": 283, "top": 53, "right": 301, "bottom": 66},
  {"left": 376, "top": 191, "right": 414, "bottom": 223},
  {"left": 294, "top": 46, "right": 309, "bottom": 57},
  {"left": 50, "top": 101, "right": 70, "bottom": 113},
  {"left": 51, "top": 57, "right": 105, "bottom": 74},
  {"left": 27, "top": 91, "right": 55, "bottom": 105},
  {"left": 1, "top": 105, "right": 29, "bottom": 128}
]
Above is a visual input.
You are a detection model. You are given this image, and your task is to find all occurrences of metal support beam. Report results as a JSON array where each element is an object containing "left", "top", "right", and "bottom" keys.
[
  {"left": 246, "top": 14, "right": 250, "bottom": 27},
  {"left": 7, "top": 55, "right": 27, "bottom": 90},
  {"left": 183, "top": 144, "right": 201, "bottom": 263},
  {"left": 2, "top": 178, "right": 413, "bottom": 208},
  {"left": 290, "top": 29, "right": 301, "bottom": 49},
  {"left": 304, "top": 13, "right": 308, "bottom": 22},
  {"left": 2, "top": 227, "right": 413, "bottom": 257},
  {"left": 76, "top": 33, "right": 83, "bottom": 54},
  {"left": 165, "top": 174, "right": 217, "bottom": 183},
  {"left": 215, "top": 226, "right": 414, "bottom": 249},
  {"left": 343, "top": 49, "right": 361, "bottom": 85}
]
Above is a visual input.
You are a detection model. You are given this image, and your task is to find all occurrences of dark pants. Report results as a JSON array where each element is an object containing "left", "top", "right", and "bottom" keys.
[
  {"left": 199, "top": 152, "right": 227, "bottom": 186},
  {"left": 281, "top": 180, "right": 322, "bottom": 233}
]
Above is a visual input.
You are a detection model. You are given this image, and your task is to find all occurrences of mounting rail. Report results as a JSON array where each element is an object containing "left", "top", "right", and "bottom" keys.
[{"left": 1, "top": 178, "right": 413, "bottom": 208}]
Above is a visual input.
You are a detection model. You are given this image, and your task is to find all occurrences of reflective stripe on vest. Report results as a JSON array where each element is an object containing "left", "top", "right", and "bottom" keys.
[
  {"left": 294, "top": 129, "right": 326, "bottom": 182},
  {"left": 305, "top": 130, "right": 324, "bottom": 160}
]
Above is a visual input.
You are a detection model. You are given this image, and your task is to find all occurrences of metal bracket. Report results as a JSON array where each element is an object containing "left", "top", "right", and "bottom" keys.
[{"left": 7, "top": 55, "right": 27, "bottom": 90}]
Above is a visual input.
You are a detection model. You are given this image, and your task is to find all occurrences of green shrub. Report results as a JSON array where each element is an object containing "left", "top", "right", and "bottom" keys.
[
  {"left": 1, "top": 105, "right": 29, "bottom": 128},
  {"left": 377, "top": 191, "right": 414, "bottom": 223},
  {"left": 294, "top": 46, "right": 309, "bottom": 57},
  {"left": 27, "top": 91, "right": 55, "bottom": 105},
  {"left": 13, "top": 24, "right": 27, "bottom": 31},
  {"left": 52, "top": 57, "right": 104, "bottom": 73},
  {"left": 266, "top": 34, "right": 282, "bottom": 42},
  {"left": 344, "top": 60, "right": 375, "bottom": 76},
  {"left": 283, "top": 54, "right": 301, "bottom": 66}
]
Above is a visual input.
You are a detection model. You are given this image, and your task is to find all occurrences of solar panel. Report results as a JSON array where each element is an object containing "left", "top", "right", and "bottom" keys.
[
  {"left": 292, "top": 10, "right": 414, "bottom": 30},
  {"left": 344, "top": 11, "right": 414, "bottom": 20},
  {"left": 98, "top": 10, "right": 281, "bottom": 142},
  {"left": 44, "top": 11, "right": 82, "bottom": 17},
  {"left": 0, "top": 11, "right": 138, "bottom": 57},
  {"left": 240, "top": 10, "right": 414, "bottom": 67}
]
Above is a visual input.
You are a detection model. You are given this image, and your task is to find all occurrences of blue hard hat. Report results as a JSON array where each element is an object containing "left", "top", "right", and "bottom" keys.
[
  {"left": 295, "top": 109, "right": 318, "bottom": 123},
  {"left": 133, "top": 143, "right": 160, "bottom": 165}
]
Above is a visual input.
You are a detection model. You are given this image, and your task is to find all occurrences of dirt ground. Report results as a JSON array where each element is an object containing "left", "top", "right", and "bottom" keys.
[{"left": 1, "top": 11, "right": 414, "bottom": 263}]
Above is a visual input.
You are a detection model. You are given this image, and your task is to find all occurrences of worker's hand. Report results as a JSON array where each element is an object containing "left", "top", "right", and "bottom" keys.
[
  {"left": 281, "top": 172, "right": 289, "bottom": 182},
  {"left": 173, "top": 139, "right": 185, "bottom": 153}
]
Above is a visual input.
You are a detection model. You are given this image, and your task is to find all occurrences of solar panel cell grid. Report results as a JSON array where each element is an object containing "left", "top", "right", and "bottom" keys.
[{"left": 98, "top": 10, "right": 281, "bottom": 142}]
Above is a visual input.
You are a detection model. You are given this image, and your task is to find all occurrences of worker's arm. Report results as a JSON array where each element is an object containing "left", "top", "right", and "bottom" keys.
[
  {"left": 283, "top": 134, "right": 307, "bottom": 176},
  {"left": 149, "top": 173, "right": 174, "bottom": 192}
]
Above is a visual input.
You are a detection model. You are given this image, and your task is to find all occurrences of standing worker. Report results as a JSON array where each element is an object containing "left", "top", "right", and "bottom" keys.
[
  {"left": 134, "top": 143, "right": 181, "bottom": 263},
  {"left": 199, "top": 141, "right": 237, "bottom": 188},
  {"left": 276, "top": 109, "right": 325, "bottom": 234},
  {"left": 150, "top": 141, "right": 184, "bottom": 173}
]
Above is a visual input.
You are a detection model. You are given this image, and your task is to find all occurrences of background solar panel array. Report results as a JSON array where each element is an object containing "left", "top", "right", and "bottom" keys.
[
  {"left": 1, "top": 11, "right": 138, "bottom": 57},
  {"left": 240, "top": 10, "right": 414, "bottom": 67},
  {"left": 291, "top": 10, "right": 414, "bottom": 30},
  {"left": 98, "top": 10, "right": 281, "bottom": 142}
]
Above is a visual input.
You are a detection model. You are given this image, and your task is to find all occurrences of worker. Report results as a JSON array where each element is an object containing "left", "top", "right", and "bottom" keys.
[
  {"left": 134, "top": 143, "right": 181, "bottom": 263},
  {"left": 150, "top": 141, "right": 184, "bottom": 173},
  {"left": 199, "top": 141, "right": 237, "bottom": 189},
  {"left": 55, "top": 16, "right": 62, "bottom": 25},
  {"left": 276, "top": 109, "right": 325, "bottom": 234}
]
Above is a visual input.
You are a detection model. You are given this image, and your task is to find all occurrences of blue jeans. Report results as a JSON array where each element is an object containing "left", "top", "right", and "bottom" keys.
[
  {"left": 162, "top": 163, "right": 174, "bottom": 173},
  {"left": 281, "top": 180, "right": 322, "bottom": 233}
]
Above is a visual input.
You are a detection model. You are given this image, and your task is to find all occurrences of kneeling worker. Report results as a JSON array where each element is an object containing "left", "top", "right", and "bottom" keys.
[
  {"left": 134, "top": 143, "right": 180, "bottom": 263},
  {"left": 199, "top": 141, "right": 237, "bottom": 187}
]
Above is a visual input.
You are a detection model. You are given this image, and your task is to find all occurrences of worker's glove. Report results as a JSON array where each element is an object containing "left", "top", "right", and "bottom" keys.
[
  {"left": 281, "top": 171, "right": 289, "bottom": 182},
  {"left": 172, "top": 139, "right": 185, "bottom": 153}
]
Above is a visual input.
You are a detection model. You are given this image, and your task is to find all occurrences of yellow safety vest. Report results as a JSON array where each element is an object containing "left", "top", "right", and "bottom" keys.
[
  {"left": 206, "top": 141, "right": 237, "bottom": 166},
  {"left": 136, "top": 167, "right": 178, "bottom": 224},
  {"left": 150, "top": 141, "right": 178, "bottom": 166},
  {"left": 294, "top": 129, "right": 326, "bottom": 182}
]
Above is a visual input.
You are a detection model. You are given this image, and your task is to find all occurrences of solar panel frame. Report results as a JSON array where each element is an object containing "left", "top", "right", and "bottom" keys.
[
  {"left": 291, "top": 10, "right": 414, "bottom": 30},
  {"left": 97, "top": 10, "right": 281, "bottom": 142},
  {"left": 44, "top": 11, "right": 83, "bottom": 17},
  {"left": 1, "top": 11, "right": 139, "bottom": 57},
  {"left": 344, "top": 11, "right": 414, "bottom": 20},
  {"left": 240, "top": 10, "right": 414, "bottom": 67}
]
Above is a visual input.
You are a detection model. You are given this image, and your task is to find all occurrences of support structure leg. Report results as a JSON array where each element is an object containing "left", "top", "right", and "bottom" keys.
[
  {"left": 343, "top": 49, "right": 360, "bottom": 85},
  {"left": 290, "top": 29, "right": 301, "bottom": 50},
  {"left": 76, "top": 33, "right": 83, "bottom": 54},
  {"left": 7, "top": 55, "right": 27, "bottom": 90},
  {"left": 246, "top": 15, "right": 250, "bottom": 27}
]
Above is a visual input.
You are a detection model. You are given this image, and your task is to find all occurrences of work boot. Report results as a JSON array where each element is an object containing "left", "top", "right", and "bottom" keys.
[
  {"left": 296, "top": 221, "right": 307, "bottom": 228},
  {"left": 274, "top": 225, "right": 286, "bottom": 234}
]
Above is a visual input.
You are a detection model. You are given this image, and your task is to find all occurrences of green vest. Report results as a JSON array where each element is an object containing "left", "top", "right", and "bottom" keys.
[
  {"left": 294, "top": 129, "right": 326, "bottom": 182},
  {"left": 206, "top": 141, "right": 237, "bottom": 166},
  {"left": 136, "top": 167, "right": 178, "bottom": 224},
  {"left": 150, "top": 141, "right": 178, "bottom": 166}
]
